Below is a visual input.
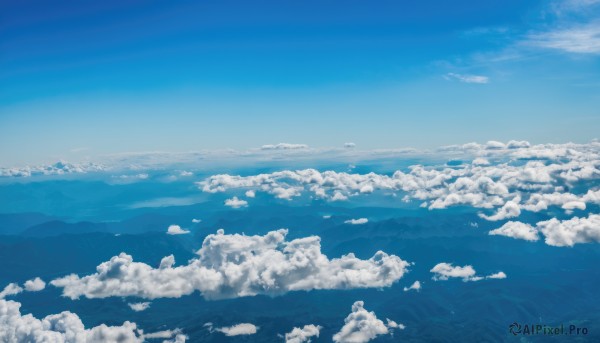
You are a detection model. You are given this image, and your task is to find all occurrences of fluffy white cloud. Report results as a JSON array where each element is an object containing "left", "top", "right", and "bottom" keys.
[
  {"left": 128, "top": 302, "right": 151, "bottom": 312},
  {"left": 332, "top": 301, "right": 400, "bottom": 343},
  {"left": 445, "top": 73, "right": 490, "bottom": 84},
  {"left": 431, "top": 263, "right": 505, "bottom": 282},
  {"left": 479, "top": 197, "right": 521, "bottom": 221},
  {"left": 0, "top": 299, "right": 183, "bottom": 343},
  {"left": 0, "top": 283, "right": 22, "bottom": 299},
  {"left": 166, "top": 225, "right": 190, "bottom": 235},
  {"left": 216, "top": 323, "right": 258, "bottom": 336},
  {"left": 486, "top": 272, "right": 507, "bottom": 279},
  {"left": 261, "top": 143, "right": 309, "bottom": 150},
  {"left": 285, "top": 325, "right": 321, "bottom": 343},
  {"left": 538, "top": 214, "right": 600, "bottom": 247},
  {"left": 403, "top": 280, "right": 421, "bottom": 292},
  {"left": 431, "top": 263, "right": 478, "bottom": 282},
  {"left": 489, "top": 221, "right": 540, "bottom": 241},
  {"left": 51, "top": 229, "right": 410, "bottom": 300},
  {"left": 245, "top": 190, "right": 256, "bottom": 198},
  {"left": 344, "top": 218, "right": 368, "bottom": 225},
  {"left": 24, "top": 278, "right": 46, "bottom": 292},
  {"left": 191, "top": 218, "right": 202, "bottom": 223},
  {"left": 224, "top": 196, "right": 248, "bottom": 208}
]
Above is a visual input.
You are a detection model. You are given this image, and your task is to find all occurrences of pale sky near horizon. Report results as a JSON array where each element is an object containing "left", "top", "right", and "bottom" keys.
[{"left": 1, "top": 0, "right": 599, "bottom": 165}]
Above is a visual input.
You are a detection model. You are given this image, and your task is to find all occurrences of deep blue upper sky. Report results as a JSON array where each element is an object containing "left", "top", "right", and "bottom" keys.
[{"left": 1, "top": 0, "right": 599, "bottom": 165}]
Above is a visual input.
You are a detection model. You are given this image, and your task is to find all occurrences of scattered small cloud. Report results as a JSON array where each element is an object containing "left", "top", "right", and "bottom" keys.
[
  {"left": 284, "top": 324, "right": 322, "bottom": 343},
  {"left": 403, "top": 280, "right": 421, "bottom": 292},
  {"left": 23, "top": 278, "right": 46, "bottom": 292},
  {"left": 344, "top": 218, "right": 368, "bottom": 225},
  {"left": 333, "top": 301, "right": 400, "bottom": 343},
  {"left": 344, "top": 142, "right": 356, "bottom": 148},
  {"left": 167, "top": 225, "right": 190, "bottom": 235},
  {"left": 216, "top": 323, "right": 258, "bottom": 336},
  {"left": 224, "top": 196, "right": 248, "bottom": 208},
  {"left": 128, "top": 302, "right": 151, "bottom": 312}
]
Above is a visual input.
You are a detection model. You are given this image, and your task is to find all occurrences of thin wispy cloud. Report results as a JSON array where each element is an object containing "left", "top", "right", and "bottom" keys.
[
  {"left": 525, "top": 23, "right": 600, "bottom": 54},
  {"left": 444, "top": 73, "right": 489, "bottom": 84}
]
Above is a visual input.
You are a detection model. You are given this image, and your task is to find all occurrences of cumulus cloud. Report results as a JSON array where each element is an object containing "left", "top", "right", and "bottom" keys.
[
  {"left": 261, "top": 143, "right": 309, "bottom": 150},
  {"left": 215, "top": 323, "right": 258, "bottom": 336},
  {"left": 0, "top": 299, "right": 183, "bottom": 342},
  {"left": 285, "top": 325, "right": 321, "bottom": 343},
  {"left": 403, "top": 280, "right": 421, "bottom": 292},
  {"left": 245, "top": 190, "right": 256, "bottom": 198},
  {"left": 50, "top": 229, "right": 410, "bottom": 301},
  {"left": 332, "top": 301, "right": 400, "bottom": 343},
  {"left": 224, "top": 196, "right": 248, "bottom": 208},
  {"left": 24, "top": 278, "right": 46, "bottom": 292},
  {"left": 538, "top": 213, "right": 600, "bottom": 247},
  {"left": 0, "top": 283, "right": 23, "bottom": 299},
  {"left": 128, "top": 302, "right": 151, "bottom": 312},
  {"left": 344, "top": 218, "right": 368, "bottom": 225},
  {"left": 431, "top": 263, "right": 505, "bottom": 282},
  {"left": 191, "top": 218, "right": 202, "bottom": 223},
  {"left": 489, "top": 221, "right": 540, "bottom": 241},
  {"left": 486, "top": 271, "right": 507, "bottom": 279},
  {"left": 479, "top": 197, "right": 521, "bottom": 221},
  {"left": 166, "top": 225, "right": 190, "bottom": 235},
  {"left": 445, "top": 72, "right": 489, "bottom": 84},
  {"left": 344, "top": 143, "right": 356, "bottom": 148}
]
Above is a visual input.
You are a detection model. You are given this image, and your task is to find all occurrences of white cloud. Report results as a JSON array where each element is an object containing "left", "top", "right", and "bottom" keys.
[
  {"left": 403, "top": 280, "right": 421, "bottom": 292},
  {"left": 285, "top": 325, "right": 321, "bottom": 343},
  {"left": 344, "top": 218, "right": 368, "bottom": 225},
  {"left": 445, "top": 73, "right": 490, "bottom": 84},
  {"left": 526, "top": 23, "right": 600, "bottom": 54},
  {"left": 472, "top": 158, "right": 490, "bottom": 166},
  {"left": 486, "top": 271, "right": 507, "bottom": 279},
  {"left": 431, "top": 263, "right": 478, "bottom": 282},
  {"left": 24, "top": 278, "right": 46, "bottom": 292},
  {"left": 224, "top": 196, "right": 248, "bottom": 208},
  {"left": 431, "top": 263, "right": 505, "bottom": 282},
  {"left": 180, "top": 171, "right": 193, "bottom": 177},
  {"left": 191, "top": 218, "right": 202, "bottom": 223},
  {"left": 538, "top": 214, "right": 600, "bottom": 247},
  {"left": 128, "top": 302, "right": 151, "bottom": 312},
  {"left": 216, "top": 323, "right": 258, "bottom": 336},
  {"left": 261, "top": 143, "right": 309, "bottom": 150},
  {"left": 0, "top": 299, "right": 183, "bottom": 343},
  {"left": 166, "top": 225, "right": 190, "bottom": 235},
  {"left": 344, "top": 143, "right": 356, "bottom": 148},
  {"left": 245, "top": 190, "right": 256, "bottom": 198},
  {"left": 489, "top": 221, "right": 540, "bottom": 241},
  {"left": 51, "top": 229, "right": 410, "bottom": 300},
  {"left": 479, "top": 197, "right": 521, "bottom": 221},
  {"left": 332, "top": 301, "right": 399, "bottom": 343},
  {"left": 0, "top": 283, "right": 22, "bottom": 299}
]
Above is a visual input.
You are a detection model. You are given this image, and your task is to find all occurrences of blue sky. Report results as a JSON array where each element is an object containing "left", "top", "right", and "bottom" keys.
[{"left": 1, "top": 0, "right": 599, "bottom": 165}]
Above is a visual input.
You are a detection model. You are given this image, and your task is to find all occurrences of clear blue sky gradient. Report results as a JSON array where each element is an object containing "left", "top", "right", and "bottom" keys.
[{"left": 1, "top": 0, "right": 599, "bottom": 165}]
